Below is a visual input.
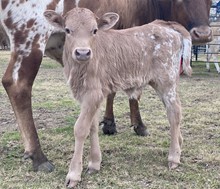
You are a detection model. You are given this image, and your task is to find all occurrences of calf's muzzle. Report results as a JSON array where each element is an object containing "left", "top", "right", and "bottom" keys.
[{"left": 74, "top": 48, "right": 91, "bottom": 61}]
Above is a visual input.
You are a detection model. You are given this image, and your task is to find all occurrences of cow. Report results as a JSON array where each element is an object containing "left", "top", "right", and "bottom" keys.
[
  {"left": 44, "top": 7, "right": 192, "bottom": 187},
  {"left": 206, "top": 21, "right": 220, "bottom": 74},
  {"left": 0, "top": 0, "right": 212, "bottom": 173}
]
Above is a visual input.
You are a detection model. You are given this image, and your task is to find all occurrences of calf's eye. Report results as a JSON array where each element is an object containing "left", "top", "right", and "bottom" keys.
[
  {"left": 65, "top": 28, "right": 70, "bottom": 34},
  {"left": 93, "top": 29, "right": 98, "bottom": 35}
]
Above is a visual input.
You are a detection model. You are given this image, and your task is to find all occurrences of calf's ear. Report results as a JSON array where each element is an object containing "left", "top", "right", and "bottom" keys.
[
  {"left": 98, "top": 12, "right": 119, "bottom": 30},
  {"left": 44, "top": 10, "right": 65, "bottom": 29}
]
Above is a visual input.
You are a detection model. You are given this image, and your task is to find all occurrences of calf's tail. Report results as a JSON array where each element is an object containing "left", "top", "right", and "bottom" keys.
[{"left": 181, "top": 37, "right": 192, "bottom": 76}]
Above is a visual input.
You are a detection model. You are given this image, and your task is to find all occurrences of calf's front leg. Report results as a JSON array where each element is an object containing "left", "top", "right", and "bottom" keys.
[
  {"left": 66, "top": 98, "right": 102, "bottom": 188},
  {"left": 88, "top": 110, "right": 102, "bottom": 174}
]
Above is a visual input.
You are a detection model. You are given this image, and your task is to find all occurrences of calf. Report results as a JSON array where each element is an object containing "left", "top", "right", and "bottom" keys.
[{"left": 44, "top": 8, "right": 192, "bottom": 187}]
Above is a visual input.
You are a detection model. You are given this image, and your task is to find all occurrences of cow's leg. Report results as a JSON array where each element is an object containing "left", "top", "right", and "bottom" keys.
[
  {"left": 151, "top": 83, "right": 182, "bottom": 169},
  {"left": 100, "top": 92, "right": 117, "bottom": 135},
  {"left": 101, "top": 93, "right": 148, "bottom": 136},
  {"left": 66, "top": 96, "right": 102, "bottom": 188},
  {"left": 206, "top": 47, "right": 211, "bottom": 72},
  {"left": 213, "top": 55, "right": 220, "bottom": 73},
  {"left": 129, "top": 98, "right": 148, "bottom": 136},
  {"left": 2, "top": 50, "right": 54, "bottom": 172},
  {"left": 214, "top": 63, "right": 220, "bottom": 73}
]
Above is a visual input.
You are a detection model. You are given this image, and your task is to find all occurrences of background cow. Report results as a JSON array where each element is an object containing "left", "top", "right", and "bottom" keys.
[
  {"left": 0, "top": 22, "right": 9, "bottom": 49},
  {"left": 44, "top": 7, "right": 192, "bottom": 187},
  {"left": 0, "top": 0, "right": 212, "bottom": 173},
  {"left": 206, "top": 21, "right": 220, "bottom": 74}
]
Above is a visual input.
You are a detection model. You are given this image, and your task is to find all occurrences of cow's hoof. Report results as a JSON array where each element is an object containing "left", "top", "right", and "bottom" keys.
[
  {"left": 100, "top": 118, "right": 117, "bottom": 135},
  {"left": 168, "top": 161, "right": 179, "bottom": 170},
  {"left": 133, "top": 124, "right": 148, "bottom": 136},
  {"left": 35, "top": 161, "right": 54, "bottom": 172},
  {"left": 23, "top": 151, "right": 54, "bottom": 172}
]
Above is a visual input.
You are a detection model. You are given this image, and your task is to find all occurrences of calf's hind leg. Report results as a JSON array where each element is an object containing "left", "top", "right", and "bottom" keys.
[
  {"left": 2, "top": 49, "right": 54, "bottom": 172},
  {"left": 165, "top": 93, "right": 183, "bottom": 169},
  {"left": 151, "top": 83, "right": 183, "bottom": 169}
]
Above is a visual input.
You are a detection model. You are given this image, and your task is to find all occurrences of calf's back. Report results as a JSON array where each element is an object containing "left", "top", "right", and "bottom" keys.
[{"left": 63, "top": 19, "right": 191, "bottom": 101}]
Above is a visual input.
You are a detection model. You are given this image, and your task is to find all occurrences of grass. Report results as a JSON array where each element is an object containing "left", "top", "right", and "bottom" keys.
[{"left": 0, "top": 51, "right": 220, "bottom": 189}]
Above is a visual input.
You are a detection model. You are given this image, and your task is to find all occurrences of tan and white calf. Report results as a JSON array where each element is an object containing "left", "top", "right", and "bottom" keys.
[{"left": 44, "top": 7, "right": 192, "bottom": 187}]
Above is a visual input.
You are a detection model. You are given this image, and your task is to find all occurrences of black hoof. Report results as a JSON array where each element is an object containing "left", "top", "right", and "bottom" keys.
[
  {"left": 100, "top": 118, "right": 117, "bottom": 135},
  {"left": 34, "top": 161, "right": 54, "bottom": 172},
  {"left": 23, "top": 151, "right": 55, "bottom": 172},
  {"left": 133, "top": 124, "right": 149, "bottom": 136}
]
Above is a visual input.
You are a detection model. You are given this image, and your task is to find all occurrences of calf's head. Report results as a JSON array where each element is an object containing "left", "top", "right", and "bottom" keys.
[{"left": 44, "top": 8, "right": 119, "bottom": 63}]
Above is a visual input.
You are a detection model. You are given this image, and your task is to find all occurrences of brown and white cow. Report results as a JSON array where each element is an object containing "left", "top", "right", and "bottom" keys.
[
  {"left": 0, "top": 0, "right": 212, "bottom": 173},
  {"left": 44, "top": 7, "right": 192, "bottom": 187}
]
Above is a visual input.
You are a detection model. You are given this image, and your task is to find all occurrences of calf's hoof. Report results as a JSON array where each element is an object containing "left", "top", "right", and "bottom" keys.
[
  {"left": 100, "top": 117, "right": 117, "bottom": 135},
  {"left": 168, "top": 161, "right": 179, "bottom": 170},
  {"left": 66, "top": 179, "right": 79, "bottom": 189},
  {"left": 65, "top": 173, "right": 81, "bottom": 188},
  {"left": 133, "top": 124, "right": 148, "bottom": 136}
]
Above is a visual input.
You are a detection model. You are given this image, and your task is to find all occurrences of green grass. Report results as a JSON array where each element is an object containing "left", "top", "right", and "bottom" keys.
[
  {"left": 0, "top": 51, "right": 220, "bottom": 189},
  {"left": 191, "top": 60, "right": 220, "bottom": 77},
  {"left": 40, "top": 57, "right": 62, "bottom": 69}
]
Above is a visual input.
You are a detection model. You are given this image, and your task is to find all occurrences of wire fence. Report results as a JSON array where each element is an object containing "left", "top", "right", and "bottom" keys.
[{"left": 191, "top": 23, "right": 220, "bottom": 64}]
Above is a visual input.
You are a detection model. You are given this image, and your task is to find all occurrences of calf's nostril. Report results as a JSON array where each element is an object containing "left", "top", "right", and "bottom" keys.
[
  {"left": 86, "top": 50, "right": 91, "bottom": 56},
  {"left": 75, "top": 50, "right": 81, "bottom": 56}
]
